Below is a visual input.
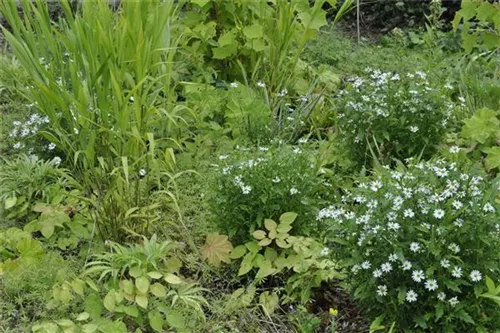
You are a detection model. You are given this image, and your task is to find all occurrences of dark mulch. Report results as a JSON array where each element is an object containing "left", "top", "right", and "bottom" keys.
[{"left": 311, "top": 281, "right": 369, "bottom": 333}]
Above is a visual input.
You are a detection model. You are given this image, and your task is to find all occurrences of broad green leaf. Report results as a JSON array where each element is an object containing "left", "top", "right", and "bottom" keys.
[
  {"left": 255, "top": 259, "right": 275, "bottom": 279},
  {"left": 238, "top": 253, "right": 255, "bottom": 276},
  {"left": 124, "top": 305, "right": 139, "bottom": 317},
  {"left": 191, "top": 0, "right": 210, "bottom": 7},
  {"left": 230, "top": 245, "right": 247, "bottom": 259},
  {"left": 76, "top": 312, "right": 90, "bottom": 321},
  {"left": 258, "top": 238, "right": 272, "bottom": 246},
  {"left": 135, "top": 294, "right": 148, "bottom": 309},
  {"left": 245, "top": 241, "right": 261, "bottom": 253},
  {"left": 164, "top": 273, "right": 183, "bottom": 285},
  {"left": 5, "top": 197, "right": 17, "bottom": 209},
  {"left": 150, "top": 283, "right": 167, "bottom": 298},
  {"left": 147, "top": 271, "right": 163, "bottom": 279},
  {"left": 298, "top": 10, "right": 327, "bottom": 30},
  {"left": 462, "top": 108, "right": 499, "bottom": 143},
  {"left": 243, "top": 24, "right": 263, "bottom": 39},
  {"left": 264, "top": 219, "right": 277, "bottom": 231},
  {"left": 200, "top": 233, "right": 233, "bottom": 266},
  {"left": 103, "top": 291, "right": 116, "bottom": 312},
  {"left": 253, "top": 230, "right": 267, "bottom": 240},
  {"left": 485, "top": 276, "right": 496, "bottom": 293},
  {"left": 148, "top": 311, "right": 164, "bottom": 332},
  {"left": 476, "top": 2, "right": 494, "bottom": 22},
  {"left": 259, "top": 291, "right": 279, "bottom": 314},
  {"left": 484, "top": 147, "right": 500, "bottom": 170},
  {"left": 119, "top": 280, "right": 135, "bottom": 295},
  {"left": 264, "top": 247, "right": 278, "bottom": 262},
  {"left": 135, "top": 276, "right": 150, "bottom": 294},
  {"left": 280, "top": 212, "right": 298, "bottom": 225},
  {"left": 129, "top": 266, "right": 143, "bottom": 278},
  {"left": 166, "top": 309, "right": 185, "bottom": 328}
]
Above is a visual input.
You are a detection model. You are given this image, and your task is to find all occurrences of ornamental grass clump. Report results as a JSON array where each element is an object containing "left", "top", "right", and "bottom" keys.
[{"left": 318, "top": 156, "right": 500, "bottom": 331}]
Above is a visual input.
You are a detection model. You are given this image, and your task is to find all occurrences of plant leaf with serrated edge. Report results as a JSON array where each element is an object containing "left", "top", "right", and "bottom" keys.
[{"left": 201, "top": 233, "right": 233, "bottom": 266}]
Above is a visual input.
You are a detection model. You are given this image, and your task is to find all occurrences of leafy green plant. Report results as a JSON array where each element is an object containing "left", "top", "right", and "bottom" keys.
[
  {"left": 319, "top": 158, "right": 500, "bottom": 331},
  {"left": 209, "top": 145, "right": 328, "bottom": 242},
  {"left": 230, "top": 212, "right": 341, "bottom": 306},
  {"left": 0, "top": 227, "right": 44, "bottom": 275},
  {"left": 452, "top": 0, "right": 500, "bottom": 54},
  {"left": 334, "top": 68, "right": 460, "bottom": 169},
  {"left": 460, "top": 107, "right": 500, "bottom": 173}
]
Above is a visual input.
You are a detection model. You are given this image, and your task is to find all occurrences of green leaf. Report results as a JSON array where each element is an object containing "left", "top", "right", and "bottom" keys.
[
  {"left": 253, "top": 230, "right": 267, "bottom": 240},
  {"left": 150, "top": 283, "right": 167, "bottom": 298},
  {"left": 457, "top": 309, "right": 475, "bottom": 324},
  {"left": 166, "top": 309, "right": 185, "bottom": 328},
  {"left": 135, "top": 294, "right": 148, "bottom": 309},
  {"left": 485, "top": 276, "right": 496, "bottom": 293},
  {"left": 243, "top": 24, "right": 264, "bottom": 39},
  {"left": 255, "top": 259, "right": 275, "bottom": 279},
  {"left": 246, "top": 241, "right": 261, "bottom": 253},
  {"left": 103, "top": 291, "right": 116, "bottom": 312},
  {"left": 476, "top": 2, "right": 494, "bottom": 22},
  {"left": 462, "top": 33, "right": 479, "bottom": 54},
  {"left": 230, "top": 245, "right": 247, "bottom": 259},
  {"left": 40, "top": 223, "right": 55, "bottom": 239},
  {"left": 264, "top": 247, "right": 278, "bottom": 262},
  {"left": 119, "top": 280, "right": 135, "bottom": 295},
  {"left": 129, "top": 266, "right": 143, "bottom": 278},
  {"left": 298, "top": 10, "right": 327, "bottom": 30},
  {"left": 82, "top": 324, "right": 98, "bottom": 333},
  {"left": 238, "top": 253, "right": 255, "bottom": 276},
  {"left": 135, "top": 276, "right": 150, "bottom": 294},
  {"left": 259, "top": 291, "right": 279, "bottom": 314},
  {"left": 148, "top": 271, "right": 163, "bottom": 279},
  {"left": 462, "top": 108, "right": 499, "bottom": 143},
  {"left": 148, "top": 311, "right": 164, "bottom": 332},
  {"left": 164, "top": 273, "right": 183, "bottom": 285},
  {"left": 5, "top": 197, "right": 17, "bottom": 209},
  {"left": 76, "top": 312, "right": 90, "bottom": 321},
  {"left": 124, "top": 305, "right": 139, "bottom": 317},
  {"left": 280, "top": 212, "right": 298, "bottom": 225},
  {"left": 191, "top": 0, "right": 210, "bottom": 7},
  {"left": 484, "top": 146, "right": 500, "bottom": 170},
  {"left": 264, "top": 219, "right": 277, "bottom": 232}
]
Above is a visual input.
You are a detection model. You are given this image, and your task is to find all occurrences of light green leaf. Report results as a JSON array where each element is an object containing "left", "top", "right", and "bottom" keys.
[
  {"left": 230, "top": 245, "right": 247, "bottom": 259},
  {"left": 135, "top": 276, "right": 150, "bottom": 294},
  {"left": 166, "top": 309, "right": 185, "bottom": 328},
  {"left": 484, "top": 146, "right": 500, "bottom": 170},
  {"left": 103, "top": 291, "right": 116, "bottom": 312},
  {"left": 147, "top": 271, "right": 163, "bottom": 279},
  {"left": 264, "top": 219, "right": 277, "bottom": 232},
  {"left": 253, "top": 230, "right": 267, "bottom": 240},
  {"left": 150, "top": 283, "right": 167, "bottom": 298},
  {"left": 280, "top": 212, "right": 298, "bottom": 225},
  {"left": 148, "top": 311, "right": 164, "bottom": 332},
  {"left": 5, "top": 197, "right": 17, "bottom": 209},
  {"left": 255, "top": 259, "right": 275, "bottom": 279},
  {"left": 76, "top": 312, "right": 90, "bottom": 321},
  {"left": 462, "top": 108, "right": 499, "bottom": 143},
  {"left": 124, "top": 305, "right": 139, "bottom": 317},
  {"left": 243, "top": 24, "right": 264, "bottom": 39},
  {"left": 135, "top": 294, "right": 148, "bottom": 309},
  {"left": 258, "top": 238, "right": 272, "bottom": 246},
  {"left": 164, "top": 273, "right": 183, "bottom": 285}
]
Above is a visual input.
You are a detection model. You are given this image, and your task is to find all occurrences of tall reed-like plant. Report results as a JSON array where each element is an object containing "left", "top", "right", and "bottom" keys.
[{"left": 1, "top": 0, "right": 185, "bottom": 241}]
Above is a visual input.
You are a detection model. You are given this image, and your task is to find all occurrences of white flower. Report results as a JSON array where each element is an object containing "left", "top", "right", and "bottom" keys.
[
  {"left": 272, "top": 176, "right": 281, "bottom": 183},
  {"left": 74, "top": 128, "right": 79, "bottom": 134},
  {"left": 451, "top": 200, "right": 463, "bottom": 210},
  {"left": 451, "top": 266, "right": 463, "bottom": 278},
  {"left": 401, "top": 261, "right": 412, "bottom": 271},
  {"left": 448, "top": 296, "right": 459, "bottom": 307},
  {"left": 483, "top": 203, "right": 495, "bottom": 213},
  {"left": 139, "top": 168, "right": 146, "bottom": 177},
  {"left": 448, "top": 243, "right": 460, "bottom": 254},
  {"left": 437, "top": 292, "right": 446, "bottom": 301},
  {"left": 241, "top": 185, "right": 252, "bottom": 194},
  {"left": 388, "top": 222, "right": 401, "bottom": 232},
  {"left": 230, "top": 82, "right": 238, "bottom": 88},
  {"left": 433, "top": 209, "right": 445, "bottom": 219},
  {"left": 406, "top": 290, "right": 418, "bottom": 303},
  {"left": 388, "top": 253, "right": 398, "bottom": 262},
  {"left": 277, "top": 88, "right": 288, "bottom": 97},
  {"left": 298, "top": 137, "right": 308, "bottom": 144},
  {"left": 13, "top": 142, "right": 22, "bottom": 150},
  {"left": 256, "top": 81, "right": 266, "bottom": 88},
  {"left": 470, "top": 270, "right": 482, "bottom": 282},
  {"left": 351, "top": 265, "right": 361, "bottom": 274},
  {"left": 290, "top": 187, "right": 299, "bottom": 195},
  {"left": 320, "top": 247, "right": 329, "bottom": 256},
  {"left": 129, "top": 96, "right": 135, "bottom": 102},
  {"left": 373, "top": 269, "right": 383, "bottom": 278},
  {"left": 377, "top": 285, "right": 388, "bottom": 297},
  {"left": 361, "top": 261, "right": 371, "bottom": 269},
  {"left": 410, "top": 242, "right": 421, "bottom": 253},
  {"left": 218, "top": 154, "right": 229, "bottom": 160},
  {"left": 381, "top": 262, "right": 393, "bottom": 273},
  {"left": 440, "top": 259, "right": 450, "bottom": 268},
  {"left": 370, "top": 180, "right": 383, "bottom": 192},
  {"left": 47, "top": 143, "right": 56, "bottom": 150},
  {"left": 412, "top": 270, "right": 425, "bottom": 283},
  {"left": 52, "top": 156, "right": 62, "bottom": 166},
  {"left": 425, "top": 279, "right": 439, "bottom": 291},
  {"left": 403, "top": 209, "right": 415, "bottom": 218},
  {"left": 409, "top": 126, "right": 419, "bottom": 133},
  {"left": 449, "top": 146, "right": 460, "bottom": 154},
  {"left": 258, "top": 146, "right": 269, "bottom": 152}
]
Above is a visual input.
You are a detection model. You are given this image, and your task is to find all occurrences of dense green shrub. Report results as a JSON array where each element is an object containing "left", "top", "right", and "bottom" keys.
[
  {"left": 209, "top": 145, "right": 329, "bottom": 242},
  {"left": 334, "top": 68, "right": 461, "bottom": 169},
  {"left": 319, "top": 157, "right": 500, "bottom": 331}
]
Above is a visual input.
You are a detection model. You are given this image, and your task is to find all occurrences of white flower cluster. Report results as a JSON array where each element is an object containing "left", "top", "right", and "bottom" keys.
[
  {"left": 319, "top": 158, "right": 499, "bottom": 308},
  {"left": 9, "top": 112, "right": 51, "bottom": 151}
]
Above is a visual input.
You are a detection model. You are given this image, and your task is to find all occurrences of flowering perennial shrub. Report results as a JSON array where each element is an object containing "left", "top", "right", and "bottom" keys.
[
  {"left": 210, "top": 145, "right": 327, "bottom": 242},
  {"left": 319, "top": 157, "right": 500, "bottom": 331},
  {"left": 335, "top": 68, "right": 460, "bottom": 168}
]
